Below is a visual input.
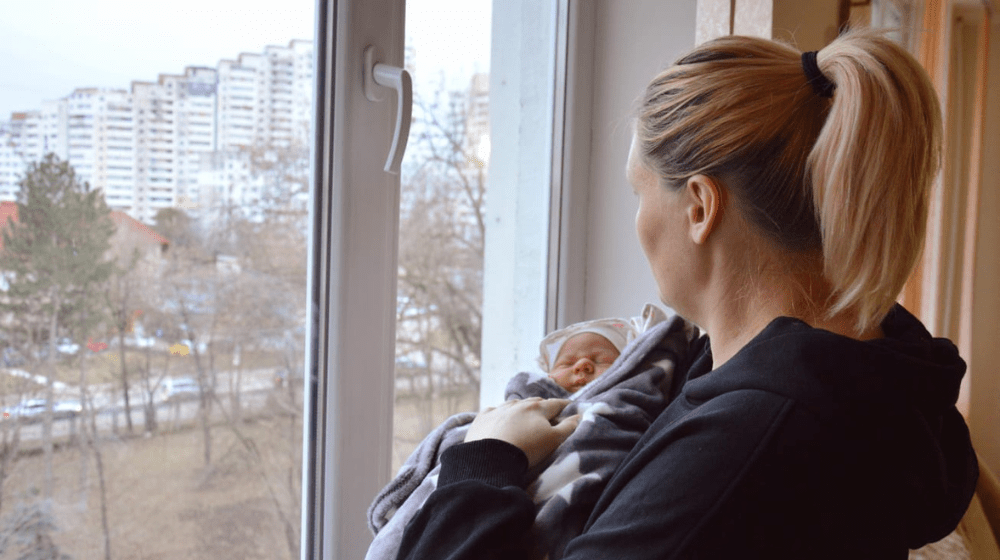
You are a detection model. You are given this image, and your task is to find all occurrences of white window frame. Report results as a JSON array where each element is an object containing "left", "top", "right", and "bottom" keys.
[
  {"left": 302, "top": 0, "right": 405, "bottom": 558},
  {"left": 479, "top": 0, "right": 565, "bottom": 406},
  {"left": 301, "top": 0, "right": 572, "bottom": 556}
]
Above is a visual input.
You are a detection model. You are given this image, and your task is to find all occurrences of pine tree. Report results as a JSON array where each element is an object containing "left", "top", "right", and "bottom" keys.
[{"left": 0, "top": 153, "right": 115, "bottom": 499}]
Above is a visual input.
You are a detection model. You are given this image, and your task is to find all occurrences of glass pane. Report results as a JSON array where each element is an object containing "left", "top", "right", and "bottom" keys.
[
  {"left": 0, "top": 3, "right": 313, "bottom": 558},
  {"left": 394, "top": 0, "right": 491, "bottom": 472}
]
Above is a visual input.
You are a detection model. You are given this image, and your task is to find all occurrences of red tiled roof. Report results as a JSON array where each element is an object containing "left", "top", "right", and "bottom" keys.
[
  {"left": 0, "top": 201, "right": 16, "bottom": 252},
  {"left": 0, "top": 203, "right": 169, "bottom": 252},
  {"left": 110, "top": 211, "right": 170, "bottom": 246}
]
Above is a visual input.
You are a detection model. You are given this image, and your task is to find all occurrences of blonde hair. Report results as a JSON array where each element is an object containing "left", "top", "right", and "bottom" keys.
[{"left": 636, "top": 28, "right": 941, "bottom": 334}]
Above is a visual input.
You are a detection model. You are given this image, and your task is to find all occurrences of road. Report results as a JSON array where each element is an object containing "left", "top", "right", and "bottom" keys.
[{"left": 1, "top": 367, "right": 290, "bottom": 443}]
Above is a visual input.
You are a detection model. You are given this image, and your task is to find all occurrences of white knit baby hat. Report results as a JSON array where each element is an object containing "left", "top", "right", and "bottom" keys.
[{"left": 537, "top": 303, "right": 668, "bottom": 372}]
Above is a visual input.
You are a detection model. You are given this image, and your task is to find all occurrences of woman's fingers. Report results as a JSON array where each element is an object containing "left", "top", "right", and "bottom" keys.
[
  {"left": 465, "top": 398, "right": 580, "bottom": 467},
  {"left": 533, "top": 398, "right": 571, "bottom": 419},
  {"left": 552, "top": 413, "right": 581, "bottom": 439}
]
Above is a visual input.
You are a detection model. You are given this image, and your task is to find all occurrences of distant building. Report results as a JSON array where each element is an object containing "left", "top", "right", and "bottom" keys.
[
  {"left": 0, "top": 39, "right": 315, "bottom": 226},
  {"left": 66, "top": 89, "right": 136, "bottom": 215},
  {"left": 464, "top": 73, "right": 490, "bottom": 169},
  {"left": 109, "top": 210, "right": 170, "bottom": 261},
  {"left": 132, "top": 67, "right": 218, "bottom": 222},
  {"left": 195, "top": 150, "right": 265, "bottom": 223}
]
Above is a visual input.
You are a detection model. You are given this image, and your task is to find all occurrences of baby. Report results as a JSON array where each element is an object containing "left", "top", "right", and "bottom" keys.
[
  {"left": 367, "top": 302, "right": 689, "bottom": 560},
  {"left": 538, "top": 305, "right": 670, "bottom": 393},
  {"left": 537, "top": 318, "right": 638, "bottom": 393}
]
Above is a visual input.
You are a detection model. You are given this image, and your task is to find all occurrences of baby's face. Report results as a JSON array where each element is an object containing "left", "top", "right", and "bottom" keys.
[{"left": 548, "top": 332, "right": 620, "bottom": 392}]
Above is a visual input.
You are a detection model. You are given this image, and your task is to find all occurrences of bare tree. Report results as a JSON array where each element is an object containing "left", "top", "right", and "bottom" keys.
[
  {"left": 0, "top": 378, "right": 28, "bottom": 517},
  {"left": 105, "top": 254, "right": 140, "bottom": 434},
  {"left": 154, "top": 209, "right": 220, "bottom": 466},
  {"left": 0, "top": 499, "right": 73, "bottom": 560},
  {"left": 76, "top": 343, "right": 112, "bottom": 560},
  {"left": 396, "top": 82, "right": 487, "bottom": 428}
]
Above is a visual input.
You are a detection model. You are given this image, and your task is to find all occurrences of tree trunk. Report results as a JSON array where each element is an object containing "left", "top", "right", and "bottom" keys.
[
  {"left": 119, "top": 327, "right": 132, "bottom": 434},
  {"left": 0, "top": 413, "right": 23, "bottom": 516},
  {"left": 42, "top": 301, "right": 59, "bottom": 500},
  {"left": 78, "top": 353, "right": 90, "bottom": 508},
  {"left": 141, "top": 344, "right": 157, "bottom": 435},
  {"left": 230, "top": 344, "right": 243, "bottom": 426},
  {"left": 84, "top": 383, "right": 113, "bottom": 560},
  {"left": 191, "top": 339, "right": 212, "bottom": 466}
]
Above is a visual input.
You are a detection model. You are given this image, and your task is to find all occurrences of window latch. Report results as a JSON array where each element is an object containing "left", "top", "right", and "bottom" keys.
[{"left": 363, "top": 45, "right": 412, "bottom": 174}]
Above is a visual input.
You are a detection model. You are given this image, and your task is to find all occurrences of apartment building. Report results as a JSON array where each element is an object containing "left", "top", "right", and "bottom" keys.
[
  {"left": 65, "top": 89, "right": 135, "bottom": 213},
  {"left": 465, "top": 72, "right": 490, "bottom": 168},
  {"left": 0, "top": 125, "right": 20, "bottom": 202},
  {"left": 0, "top": 91, "right": 130, "bottom": 207},
  {"left": 0, "top": 40, "right": 315, "bottom": 225},
  {"left": 132, "top": 67, "right": 220, "bottom": 223}
]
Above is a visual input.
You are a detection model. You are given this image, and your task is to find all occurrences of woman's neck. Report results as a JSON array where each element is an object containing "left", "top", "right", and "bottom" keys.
[{"left": 696, "top": 264, "right": 881, "bottom": 369}]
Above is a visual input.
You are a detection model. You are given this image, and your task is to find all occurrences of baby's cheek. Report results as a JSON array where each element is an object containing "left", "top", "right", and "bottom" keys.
[{"left": 549, "top": 369, "right": 570, "bottom": 385}]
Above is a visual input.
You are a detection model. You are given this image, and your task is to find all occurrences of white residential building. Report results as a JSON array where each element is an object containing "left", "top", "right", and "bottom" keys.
[
  {"left": 39, "top": 99, "right": 69, "bottom": 161},
  {"left": 195, "top": 150, "right": 264, "bottom": 223},
  {"left": 0, "top": 91, "right": 129, "bottom": 206},
  {"left": 465, "top": 72, "right": 490, "bottom": 168},
  {"left": 174, "top": 67, "right": 218, "bottom": 217},
  {"left": 0, "top": 127, "right": 20, "bottom": 202},
  {"left": 132, "top": 79, "right": 176, "bottom": 222},
  {"left": 0, "top": 40, "right": 314, "bottom": 223},
  {"left": 132, "top": 67, "right": 219, "bottom": 222},
  {"left": 216, "top": 57, "right": 260, "bottom": 151}
]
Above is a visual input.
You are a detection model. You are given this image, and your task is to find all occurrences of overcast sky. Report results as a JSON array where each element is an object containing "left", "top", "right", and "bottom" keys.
[{"left": 0, "top": 0, "right": 490, "bottom": 119}]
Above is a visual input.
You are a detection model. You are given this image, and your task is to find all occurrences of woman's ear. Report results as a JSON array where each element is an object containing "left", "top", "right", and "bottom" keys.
[{"left": 685, "top": 174, "right": 723, "bottom": 245}]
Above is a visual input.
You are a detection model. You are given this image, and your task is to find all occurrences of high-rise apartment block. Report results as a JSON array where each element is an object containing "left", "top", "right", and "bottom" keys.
[{"left": 0, "top": 39, "right": 314, "bottom": 225}]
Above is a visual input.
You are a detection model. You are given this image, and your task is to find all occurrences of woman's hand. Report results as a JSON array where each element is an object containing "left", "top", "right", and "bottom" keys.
[{"left": 465, "top": 397, "right": 581, "bottom": 468}]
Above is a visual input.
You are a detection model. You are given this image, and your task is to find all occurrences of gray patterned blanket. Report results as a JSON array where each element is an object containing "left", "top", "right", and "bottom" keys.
[{"left": 366, "top": 314, "right": 696, "bottom": 560}]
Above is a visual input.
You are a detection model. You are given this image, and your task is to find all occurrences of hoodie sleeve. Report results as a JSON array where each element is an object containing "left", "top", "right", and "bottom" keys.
[
  {"left": 395, "top": 439, "right": 536, "bottom": 560},
  {"left": 394, "top": 390, "right": 795, "bottom": 560}
]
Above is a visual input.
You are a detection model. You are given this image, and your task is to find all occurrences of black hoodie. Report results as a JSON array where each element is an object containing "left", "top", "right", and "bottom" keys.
[{"left": 397, "top": 305, "right": 978, "bottom": 560}]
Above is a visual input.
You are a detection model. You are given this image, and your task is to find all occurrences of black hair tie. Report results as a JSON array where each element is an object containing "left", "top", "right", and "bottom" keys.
[{"left": 801, "top": 51, "right": 835, "bottom": 98}]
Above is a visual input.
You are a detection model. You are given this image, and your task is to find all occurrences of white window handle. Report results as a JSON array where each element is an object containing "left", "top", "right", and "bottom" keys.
[{"left": 363, "top": 45, "right": 412, "bottom": 174}]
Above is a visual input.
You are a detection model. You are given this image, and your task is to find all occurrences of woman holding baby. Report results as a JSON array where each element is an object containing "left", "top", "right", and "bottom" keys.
[{"left": 396, "top": 29, "right": 978, "bottom": 559}]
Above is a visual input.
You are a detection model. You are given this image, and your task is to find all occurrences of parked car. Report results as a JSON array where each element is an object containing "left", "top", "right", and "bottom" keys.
[
  {"left": 158, "top": 377, "right": 200, "bottom": 403},
  {"left": 1, "top": 347, "right": 26, "bottom": 367},
  {"left": 57, "top": 338, "right": 80, "bottom": 355},
  {"left": 2, "top": 399, "right": 81, "bottom": 423},
  {"left": 53, "top": 400, "right": 83, "bottom": 419}
]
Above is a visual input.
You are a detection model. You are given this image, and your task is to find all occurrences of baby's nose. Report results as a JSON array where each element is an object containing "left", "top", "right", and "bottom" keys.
[{"left": 574, "top": 358, "right": 595, "bottom": 374}]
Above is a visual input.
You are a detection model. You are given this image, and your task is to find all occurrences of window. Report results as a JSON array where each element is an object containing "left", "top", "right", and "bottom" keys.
[
  {"left": 0, "top": 2, "right": 314, "bottom": 559},
  {"left": 386, "top": 0, "right": 492, "bottom": 474},
  {"left": 4, "top": 0, "right": 706, "bottom": 557},
  {"left": 303, "top": 0, "right": 568, "bottom": 556}
]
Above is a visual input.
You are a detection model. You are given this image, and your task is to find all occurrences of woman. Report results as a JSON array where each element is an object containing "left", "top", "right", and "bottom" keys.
[{"left": 396, "top": 29, "right": 979, "bottom": 559}]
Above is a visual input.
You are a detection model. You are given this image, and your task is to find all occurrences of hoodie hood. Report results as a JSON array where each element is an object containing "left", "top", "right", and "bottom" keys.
[{"left": 686, "top": 304, "right": 979, "bottom": 548}]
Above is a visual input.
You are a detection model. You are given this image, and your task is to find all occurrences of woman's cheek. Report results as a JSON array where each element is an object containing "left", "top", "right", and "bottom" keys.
[{"left": 635, "top": 205, "right": 654, "bottom": 256}]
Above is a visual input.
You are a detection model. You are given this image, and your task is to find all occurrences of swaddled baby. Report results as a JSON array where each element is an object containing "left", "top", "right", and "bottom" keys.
[
  {"left": 539, "top": 317, "right": 639, "bottom": 393},
  {"left": 367, "top": 303, "right": 695, "bottom": 560}
]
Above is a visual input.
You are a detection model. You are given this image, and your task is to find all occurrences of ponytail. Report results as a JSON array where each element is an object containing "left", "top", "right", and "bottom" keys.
[
  {"left": 809, "top": 29, "right": 942, "bottom": 332},
  {"left": 636, "top": 29, "right": 941, "bottom": 334}
]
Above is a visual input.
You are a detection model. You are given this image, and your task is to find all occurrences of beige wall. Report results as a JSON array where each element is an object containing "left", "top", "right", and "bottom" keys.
[
  {"left": 697, "top": 0, "right": 839, "bottom": 49},
  {"left": 968, "top": 15, "right": 1000, "bottom": 478},
  {"left": 576, "top": 0, "right": 697, "bottom": 321},
  {"left": 770, "top": 0, "right": 840, "bottom": 50}
]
